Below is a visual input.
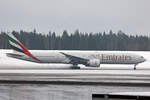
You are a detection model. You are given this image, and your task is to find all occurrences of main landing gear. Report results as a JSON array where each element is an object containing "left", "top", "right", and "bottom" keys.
[{"left": 71, "top": 65, "right": 80, "bottom": 69}]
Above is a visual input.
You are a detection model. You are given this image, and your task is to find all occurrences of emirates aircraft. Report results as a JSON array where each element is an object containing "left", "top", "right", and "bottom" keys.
[{"left": 5, "top": 32, "right": 146, "bottom": 70}]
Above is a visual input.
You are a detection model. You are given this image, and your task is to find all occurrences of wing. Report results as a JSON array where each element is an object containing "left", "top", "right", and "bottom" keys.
[{"left": 60, "top": 52, "right": 89, "bottom": 65}]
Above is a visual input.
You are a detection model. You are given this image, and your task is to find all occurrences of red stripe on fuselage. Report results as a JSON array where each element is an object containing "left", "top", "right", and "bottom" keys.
[{"left": 17, "top": 41, "right": 40, "bottom": 61}]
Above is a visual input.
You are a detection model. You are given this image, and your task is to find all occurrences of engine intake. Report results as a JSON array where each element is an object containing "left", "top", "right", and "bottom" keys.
[{"left": 86, "top": 59, "right": 100, "bottom": 67}]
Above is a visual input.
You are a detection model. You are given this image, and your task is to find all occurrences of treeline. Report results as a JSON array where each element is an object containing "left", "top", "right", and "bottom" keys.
[{"left": 0, "top": 30, "right": 150, "bottom": 50}]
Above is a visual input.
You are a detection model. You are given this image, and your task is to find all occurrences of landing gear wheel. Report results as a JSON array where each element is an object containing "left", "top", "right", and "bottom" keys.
[{"left": 71, "top": 65, "right": 80, "bottom": 69}]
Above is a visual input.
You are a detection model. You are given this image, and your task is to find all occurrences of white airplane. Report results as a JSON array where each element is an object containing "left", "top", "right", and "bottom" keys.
[{"left": 4, "top": 32, "right": 146, "bottom": 70}]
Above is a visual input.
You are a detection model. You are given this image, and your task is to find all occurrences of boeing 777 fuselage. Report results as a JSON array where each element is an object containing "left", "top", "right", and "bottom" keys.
[{"left": 5, "top": 32, "right": 146, "bottom": 69}]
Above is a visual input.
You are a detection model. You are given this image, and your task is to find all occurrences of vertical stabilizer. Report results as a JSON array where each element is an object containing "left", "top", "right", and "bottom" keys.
[{"left": 6, "top": 32, "right": 40, "bottom": 61}]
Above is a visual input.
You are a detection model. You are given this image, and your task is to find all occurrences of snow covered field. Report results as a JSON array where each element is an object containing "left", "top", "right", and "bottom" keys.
[{"left": 1, "top": 50, "right": 150, "bottom": 100}]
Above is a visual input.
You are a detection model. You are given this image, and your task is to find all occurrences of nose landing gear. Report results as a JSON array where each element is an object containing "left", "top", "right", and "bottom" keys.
[{"left": 134, "top": 64, "right": 137, "bottom": 70}]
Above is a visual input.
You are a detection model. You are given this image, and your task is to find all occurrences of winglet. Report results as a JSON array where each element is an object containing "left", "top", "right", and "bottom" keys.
[{"left": 6, "top": 32, "right": 40, "bottom": 62}]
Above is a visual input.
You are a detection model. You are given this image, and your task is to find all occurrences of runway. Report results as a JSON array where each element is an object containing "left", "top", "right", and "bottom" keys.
[
  {"left": 0, "top": 69, "right": 149, "bottom": 100},
  {"left": 0, "top": 69, "right": 150, "bottom": 86}
]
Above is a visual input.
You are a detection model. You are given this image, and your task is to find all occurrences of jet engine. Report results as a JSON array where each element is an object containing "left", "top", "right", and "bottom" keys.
[{"left": 86, "top": 59, "right": 100, "bottom": 67}]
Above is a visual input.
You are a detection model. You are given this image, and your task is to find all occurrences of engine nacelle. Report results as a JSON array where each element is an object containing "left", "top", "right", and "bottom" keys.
[{"left": 86, "top": 59, "right": 100, "bottom": 67}]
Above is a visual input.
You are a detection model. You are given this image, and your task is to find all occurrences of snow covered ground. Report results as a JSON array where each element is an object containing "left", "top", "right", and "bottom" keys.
[{"left": 1, "top": 50, "right": 150, "bottom": 100}]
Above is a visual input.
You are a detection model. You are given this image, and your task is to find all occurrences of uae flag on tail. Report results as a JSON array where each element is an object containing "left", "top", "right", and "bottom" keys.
[{"left": 6, "top": 32, "right": 40, "bottom": 61}]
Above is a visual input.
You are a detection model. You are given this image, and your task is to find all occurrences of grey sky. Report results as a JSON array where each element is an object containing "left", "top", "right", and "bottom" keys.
[{"left": 0, "top": 0, "right": 150, "bottom": 35}]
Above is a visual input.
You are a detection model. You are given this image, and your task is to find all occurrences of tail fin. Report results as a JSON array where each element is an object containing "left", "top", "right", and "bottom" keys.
[{"left": 6, "top": 32, "right": 40, "bottom": 61}]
